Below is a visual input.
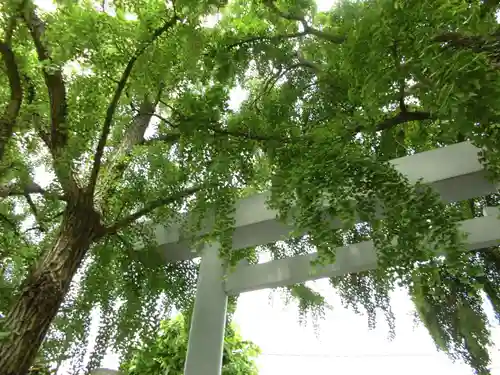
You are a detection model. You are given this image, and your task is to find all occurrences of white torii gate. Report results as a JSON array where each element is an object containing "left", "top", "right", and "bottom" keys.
[{"left": 96, "top": 141, "right": 500, "bottom": 375}]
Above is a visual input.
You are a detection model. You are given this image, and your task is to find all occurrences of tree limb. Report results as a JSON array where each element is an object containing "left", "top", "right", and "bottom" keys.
[
  {"left": 360, "top": 110, "right": 434, "bottom": 134},
  {"left": 95, "top": 94, "right": 163, "bottom": 215},
  {"left": 263, "top": 0, "right": 345, "bottom": 44},
  {"left": 24, "top": 194, "right": 47, "bottom": 232},
  {"left": 23, "top": 210, "right": 64, "bottom": 234},
  {"left": 106, "top": 97, "right": 159, "bottom": 175},
  {"left": 104, "top": 185, "right": 204, "bottom": 235},
  {"left": 391, "top": 41, "right": 407, "bottom": 112},
  {"left": 433, "top": 32, "right": 488, "bottom": 52},
  {"left": 480, "top": 0, "right": 500, "bottom": 17},
  {"left": 22, "top": 4, "right": 68, "bottom": 153},
  {"left": 0, "top": 181, "right": 67, "bottom": 201},
  {"left": 0, "top": 212, "right": 20, "bottom": 236},
  {"left": 0, "top": 40, "right": 23, "bottom": 162},
  {"left": 433, "top": 31, "right": 500, "bottom": 68},
  {"left": 149, "top": 112, "right": 289, "bottom": 143},
  {"left": 21, "top": 3, "right": 80, "bottom": 197},
  {"left": 293, "top": 52, "right": 322, "bottom": 72},
  {"left": 4, "top": 15, "right": 17, "bottom": 45},
  {"left": 224, "top": 31, "right": 308, "bottom": 51},
  {"left": 140, "top": 132, "right": 182, "bottom": 146},
  {"left": 88, "top": 15, "right": 179, "bottom": 196}
]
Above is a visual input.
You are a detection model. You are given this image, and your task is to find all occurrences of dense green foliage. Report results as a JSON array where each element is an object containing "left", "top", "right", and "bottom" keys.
[
  {"left": 1, "top": 0, "right": 500, "bottom": 373},
  {"left": 120, "top": 312, "right": 260, "bottom": 375}
]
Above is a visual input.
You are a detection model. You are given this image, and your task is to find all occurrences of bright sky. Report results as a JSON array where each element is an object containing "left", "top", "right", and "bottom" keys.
[
  {"left": 27, "top": 0, "right": 500, "bottom": 374},
  {"left": 232, "top": 284, "right": 500, "bottom": 375}
]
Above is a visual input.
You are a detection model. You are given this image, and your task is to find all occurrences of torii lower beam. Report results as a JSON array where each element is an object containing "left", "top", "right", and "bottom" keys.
[{"left": 224, "top": 206, "right": 500, "bottom": 295}]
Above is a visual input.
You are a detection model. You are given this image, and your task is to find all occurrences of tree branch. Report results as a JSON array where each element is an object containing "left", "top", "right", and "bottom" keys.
[
  {"left": 104, "top": 185, "right": 204, "bottom": 235},
  {"left": 366, "top": 110, "right": 434, "bottom": 133},
  {"left": 23, "top": 74, "right": 53, "bottom": 151},
  {"left": 0, "top": 40, "right": 23, "bottom": 162},
  {"left": 88, "top": 15, "right": 179, "bottom": 196},
  {"left": 433, "top": 32, "right": 488, "bottom": 52},
  {"left": 293, "top": 52, "right": 322, "bottom": 72},
  {"left": 149, "top": 112, "right": 288, "bottom": 143},
  {"left": 22, "top": 4, "right": 68, "bottom": 153},
  {"left": 263, "top": 0, "right": 345, "bottom": 44},
  {"left": 480, "top": 0, "right": 500, "bottom": 17},
  {"left": 140, "top": 132, "right": 182, "bottom": 146},
  {"left": 391, "top": 41, "right": 407, "bottom": 113},
  {"left": 21, "top": 2, "right": 80, "bottom": 198},
  {"left": 95, "top": 94, "right": 163, "bottom": 215},
  {"left": 24, "top": 194, "right": 47, "bottom": 232},
  {"left": 433, "top": 31, "right": 500, "bottom": 68},
  {"left": 4, "top": 16, "right": 17, "bottom": 45},
  {"left": 23, "top": 210, "right": 64, "bottom": 234},
  {"left": 0, "top": 181, "right": 67, "bottom": 201},
  {"left": 0, "top": 212, "right": 20, "bottom": 236},
  {"left": 224, "top": 31, "right": 308, "bottom": 51}
]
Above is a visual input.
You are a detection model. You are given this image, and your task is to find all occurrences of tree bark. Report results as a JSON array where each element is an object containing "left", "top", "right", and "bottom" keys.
[
  {"left": 0, "top": 40, "right": 23, "bottom": 163},
  {"left": 0, "top": 195, "right": 104, "bottom": 375}
]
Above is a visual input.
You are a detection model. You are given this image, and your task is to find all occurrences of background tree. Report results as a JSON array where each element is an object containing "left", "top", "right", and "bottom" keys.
[
  {"left": 120, "top": 306, "right": 260, "bottom": 375},
  {"left": 0, "top": 0, "right": 500, "bottom": 374}
]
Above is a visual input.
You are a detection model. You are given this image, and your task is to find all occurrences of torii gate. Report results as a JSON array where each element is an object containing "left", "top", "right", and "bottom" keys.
[{"left": 96, "top": 142, "right": 500, "bottom": 375}]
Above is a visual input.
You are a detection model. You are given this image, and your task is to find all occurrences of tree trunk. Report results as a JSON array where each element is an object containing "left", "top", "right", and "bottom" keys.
[{"left": 0, "top": 197, "right": 104, "bottom": 375}]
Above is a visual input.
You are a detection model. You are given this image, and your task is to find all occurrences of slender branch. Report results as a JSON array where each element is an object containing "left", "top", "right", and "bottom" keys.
[
  {"left": 23, "top": 209, "right": 64, "bottom": 234},
  {"left": 149, "top": 112, "right": 288, "bottom": 143},
  {"left": 24, "top": 194, "right": 47, "bottom": 232},
  {"left": 88, "top": 15, "right": 179, "bottom": 196},
  {"left": 480, "top": 0, "right": 500, "bottom": 17},
  {"left": 293, "top": 52, "right": 322, "bottom": 72},
  {"left": 0, "top": 213, "right": 20, "bottom": 236},
  {"left": 391, "top": 41, "right": 407, "bottom": 113},
  {"left": 224, "top": 31, "right": 308, "bottom": 51},
  {"left": 23, "top": 74, "right": 52, "bottom": 149},
  {"left": 22, "top": 4, "right": 68, "bottom": 153},
  {"left": 263, "top": 0, "right": 345, "bottom": 44},
  {"left": 155, "top": 103, "right": 431, "bottom": 144},
  {"left": 95, "top": 94, "right": 162, "bottom": 215},
  {"left": 433, "top": 32, "right": 500, "bottom": 69},
  {"left": 140, "top": 132, "right": 182, "bottom": 145},
  {"left": 433, "top": 32, "right": 487, "bottom": 52},
  {"left": 21, "top": 2, "right": 81, "bottom": 198},
  {"left": 371, "top": 111, "right": 434, "bottom": 133},
  {"left": 0, "top": 40, "right": 23, "bottom": 162},
  {"left": 104, "top": 185, "right": 204, "bottom": 235},
  {"left": 264, "top": 0, "right": 308, "bottom": 26},
  {"left": 4, "top": 16, "right": 17, "bottom": 45},
  {"left": 0, "top": 181, "right": 67, "bottom": 201}
]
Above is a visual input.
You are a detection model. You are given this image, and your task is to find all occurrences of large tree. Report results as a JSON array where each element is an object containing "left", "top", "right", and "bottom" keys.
[{"left": 1, "top": 0, "right": 500, "bottom": 374}]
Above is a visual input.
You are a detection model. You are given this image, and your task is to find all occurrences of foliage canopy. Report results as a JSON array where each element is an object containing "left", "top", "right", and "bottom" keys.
[{"left": 0, "top": 0, "right": 500, "bottom": 374}]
